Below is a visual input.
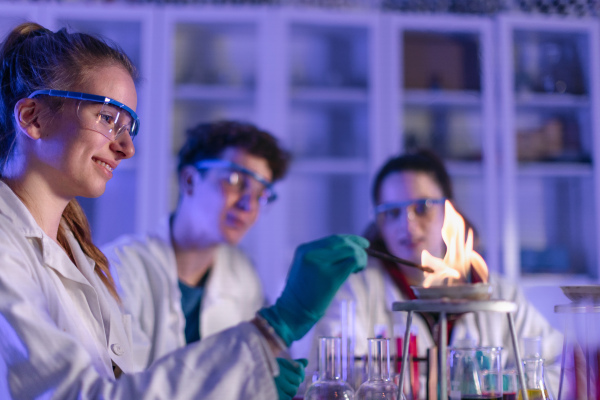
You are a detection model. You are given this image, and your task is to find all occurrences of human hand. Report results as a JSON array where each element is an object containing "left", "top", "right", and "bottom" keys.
[
  {"left": 274, "top": 358, "right": 308, "bottom": 400},
  {"left": 260, "top": 234, "right": 368, "bottom": 346}
]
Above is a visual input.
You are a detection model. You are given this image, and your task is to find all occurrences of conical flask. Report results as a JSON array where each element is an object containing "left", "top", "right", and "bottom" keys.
[
  {"left": 356, "top": 338, "right": 399, "bottom": 400},
  {"left": 305, "top": 336, "right": 354, "bottom": 400},
  {"left": 519, "top": 357, "right": 553, "bottom": 400}
]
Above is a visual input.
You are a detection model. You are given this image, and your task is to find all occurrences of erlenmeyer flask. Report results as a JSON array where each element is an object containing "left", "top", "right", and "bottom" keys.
[
  {"left": 519, "top": 358, "right": 552, "bottom": 400},
  {"left": 448, "top": 347, "right": 502, "bottom": 400},
  {"left": 356, "top": 338, "right": 399, "bottom": 400},
  {"left": 305, "top": 337, "right": 354, "bottom": 400}
]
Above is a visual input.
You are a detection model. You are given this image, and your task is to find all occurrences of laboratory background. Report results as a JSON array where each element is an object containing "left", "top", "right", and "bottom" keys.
[{"left": 2, "top": 0, "right": 599, "bottom": 330}]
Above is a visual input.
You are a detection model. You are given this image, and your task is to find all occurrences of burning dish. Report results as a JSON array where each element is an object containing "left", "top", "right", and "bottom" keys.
[
  {"left": 413, "top": 201, "right": 492, "bottom": 300},
  {"left": 411, "top": 283, "right": 492, "bottom": 301}
]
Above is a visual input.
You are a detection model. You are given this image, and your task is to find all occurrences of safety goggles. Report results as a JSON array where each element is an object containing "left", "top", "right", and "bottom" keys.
[
  {"left": 28, "top": 89, "right": 139, "bottom": 141},
  {"left": 194, "top": 159, "right": 277, "bottom": 207},
  {"left": 374, "top": 198, "right": 446, "bottom": 224}
]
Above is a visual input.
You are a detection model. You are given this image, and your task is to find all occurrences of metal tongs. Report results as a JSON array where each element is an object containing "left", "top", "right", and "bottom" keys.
[{"left": 365, "top": 247, "right": 434, "bottom": 273}]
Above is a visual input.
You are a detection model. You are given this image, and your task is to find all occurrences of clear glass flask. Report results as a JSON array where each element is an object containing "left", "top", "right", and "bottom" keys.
[
  {"left": 305, "top": 337, "right": 355, "bottom": 400},
  {"left": 448, "top": 346, "right": 503, "bottom": 400},
  {"left": 519, "top": 357, "right": 552, "bottom": 400},
  {"left": 356, "top": 338, "right": 399, "bottom": 400}
]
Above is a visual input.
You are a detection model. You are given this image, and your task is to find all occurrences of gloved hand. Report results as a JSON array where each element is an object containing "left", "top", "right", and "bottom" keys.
[
  {"left": 260, "top": 234, "right": 368, "bottom": 346},
  {"left": 274, "top": 358, "right": 308, "bottom": 400}
]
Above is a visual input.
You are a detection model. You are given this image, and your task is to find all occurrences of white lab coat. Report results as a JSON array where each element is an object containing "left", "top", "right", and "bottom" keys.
[
  {"left": 102, "top": 223, "right": 265, "bottom": 368},
  {"left": 0, "top": 181, "right": 278, "bottom": 399},
  {"left": 294, "top": 257, "right": 563, "bottom": 394}
]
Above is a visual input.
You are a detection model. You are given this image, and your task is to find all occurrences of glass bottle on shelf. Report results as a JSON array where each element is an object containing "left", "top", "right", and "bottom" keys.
[
  {"left": 305, "top": 337, "right": 354, "bottom": 400},
  {"left": 356, "top": 338, "right": 399, "bottom": 400}
]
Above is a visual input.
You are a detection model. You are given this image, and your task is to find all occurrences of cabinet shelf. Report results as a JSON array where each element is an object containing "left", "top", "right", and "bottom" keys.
[
  {"left": 291, "top": 87, "right": 368, "bottom": 103},
  {"left": 174, "top": 84, "right": 254, "bottom": 101},
  {"left": 516, "top": 92, "right": 590, "bottom": 109},
  {"left": 291, "top": 158, "right": 369, "bottom": 174},
  {"left": 517, "top": 162, "right": 593, "bottom": 177},
  {"left": 446, "top": 160, "right": 484, "bottom": 177},
  {"left": 403, "top": 89, "right": 481, "bottom": 107},
  {"left": 521, "top": 274, "right": 597, "bottom": 286}
]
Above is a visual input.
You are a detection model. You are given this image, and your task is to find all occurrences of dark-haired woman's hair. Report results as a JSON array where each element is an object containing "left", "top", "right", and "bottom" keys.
[
  {"left": 371, "top": 149, "right": 453, "bottom": 205},
  {"left": 177, "top": 120, "right": 292, "bottom": 182},
  {"left": 0, "top": 22, "right": 138, "bottom": 301},
  {"left": 366, "top": 148, "right": 479, "bottom": 252}
]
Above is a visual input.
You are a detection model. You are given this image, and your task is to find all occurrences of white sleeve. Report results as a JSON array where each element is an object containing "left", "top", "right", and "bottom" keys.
[{"left": 0, "top": 239, "right": 278, "bottom": 399}]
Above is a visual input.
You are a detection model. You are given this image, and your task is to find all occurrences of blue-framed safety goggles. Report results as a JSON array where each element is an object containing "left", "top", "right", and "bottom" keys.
[
  {"left": 194, "top": 159, "right": 277, "bottom": 206},
  {"left": 374, "top": 198, "right": 446, "bottom": 221},
  {"left": 28, "top": 89, "right": 139, "bottom": 141}
]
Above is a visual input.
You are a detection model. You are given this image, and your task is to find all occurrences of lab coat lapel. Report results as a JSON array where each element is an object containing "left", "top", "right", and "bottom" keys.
[
  {"left": 66, "top": 233, "right": 135, "bottom": 373},
  {"left": 37, "top": 232, "right": 115, "bottom": 377},
  {"left": 41, "top": 234, "right": 94, "bottom": 287}
]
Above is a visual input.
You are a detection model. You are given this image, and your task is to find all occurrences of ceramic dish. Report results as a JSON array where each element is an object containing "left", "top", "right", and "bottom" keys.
[
  {"left": 560, "top": 285, "right": 600, "bottom": 303},
  {"left": 411, "top": 283, "right": 493, "bottom": 301}
]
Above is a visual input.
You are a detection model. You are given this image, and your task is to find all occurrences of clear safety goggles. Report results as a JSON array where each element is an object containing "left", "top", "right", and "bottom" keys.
[
  {"left": 374, "top": 198, "right": 446, "bottom": 224},
  {"left": 28, "top": 89, "right": 139, "bottom": 141},
  {"left": 194, "top": 159, "right": 277, "bottom": 207}
]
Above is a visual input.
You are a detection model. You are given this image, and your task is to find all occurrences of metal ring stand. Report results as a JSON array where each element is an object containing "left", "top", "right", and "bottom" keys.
[{"left": 392, "top": 299, "right": 529, "bottom": 400}]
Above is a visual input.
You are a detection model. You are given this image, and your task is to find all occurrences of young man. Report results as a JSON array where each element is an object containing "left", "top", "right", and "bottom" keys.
[{"left": 103, "top": 120, "right": 292, "bottom": 368}]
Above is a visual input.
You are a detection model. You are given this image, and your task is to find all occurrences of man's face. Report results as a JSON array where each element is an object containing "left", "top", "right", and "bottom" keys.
[{"left": 183, "top": 147, "right": 273, "bottom": 245}]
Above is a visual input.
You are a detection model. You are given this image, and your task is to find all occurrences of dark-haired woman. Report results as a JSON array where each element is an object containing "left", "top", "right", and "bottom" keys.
[{"left": 295, "top": 150, "right": 562, "bottom": 397}]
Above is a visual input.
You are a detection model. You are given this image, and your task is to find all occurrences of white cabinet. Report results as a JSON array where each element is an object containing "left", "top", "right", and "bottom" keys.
[
  {"left": 155, "top": 8, "right": 380, "bottom": 300},
  {"left": 281, "top": 11, "right": 378, "bottom": 249},
  {"left": 385, "top": 14, "right": 500, "bottom": 272},
  {"left": 157, "top": 8, "right": 265, "bottom": 212},
  {"left": 498, "top": 15, "right": 600, "bottom": 282}
]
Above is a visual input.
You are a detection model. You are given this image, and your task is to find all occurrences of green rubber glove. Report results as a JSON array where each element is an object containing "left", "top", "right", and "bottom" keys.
[
  {"left": 274, "top": 358, "right": 308, "bottom": 400},
  {"left": 260, "top": 234, "right": 369, "bottom": 346}
]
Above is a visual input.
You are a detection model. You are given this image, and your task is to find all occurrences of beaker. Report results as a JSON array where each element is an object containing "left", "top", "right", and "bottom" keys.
[
  {"left": 555, "top": 302, "right": 600, "bottom": 400},
  {"left": 305, "top": 337, "right": 354, "bottom": 400},
  {"left": 502, "top": 369, "right": 518, "bottom": 400},
  {"left": 448, "top": 346, "right": 503, "bottom": 400},
  {"left": 356, "top": 338, "right": 399, "bottom": 400}
]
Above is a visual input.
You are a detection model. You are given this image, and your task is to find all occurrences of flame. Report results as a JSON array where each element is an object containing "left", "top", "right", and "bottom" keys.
[{"left": 421, "top": 200, "right": 488, "bottom": 287}]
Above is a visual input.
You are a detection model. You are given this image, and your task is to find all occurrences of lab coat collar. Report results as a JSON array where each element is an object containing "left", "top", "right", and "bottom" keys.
[
  {"left": 0, "top": 180, "right": 46, "bottom": 240},
  {"left": 0, "top": 182, "right": 99, "bottom": 286}
]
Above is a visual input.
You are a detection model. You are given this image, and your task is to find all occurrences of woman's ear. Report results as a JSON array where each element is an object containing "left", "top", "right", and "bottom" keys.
[{"left": 13, "top": 98, "right": 43, "bottom": 140}]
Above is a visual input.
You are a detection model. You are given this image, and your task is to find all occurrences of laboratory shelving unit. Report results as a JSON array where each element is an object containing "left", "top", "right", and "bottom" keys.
[
  {"left": 278, "top": 10, "right": 380, "bottom": 266},
  {"left": 498, "top": 15, "right": 600, "bottom": 283},
  {"left": 383, "top": 14, "right": 500, "bottom": 273},
  {"left": 153, "top": 8, "right": 383, "bottom": 300},
  {"left": 1, "top": 4, "right": 599, "bottom": 300}
]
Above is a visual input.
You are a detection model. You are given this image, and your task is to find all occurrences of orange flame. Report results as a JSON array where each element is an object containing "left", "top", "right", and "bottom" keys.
[{"left": 421, "top": 200, "right": 488, "bottom": 287}]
